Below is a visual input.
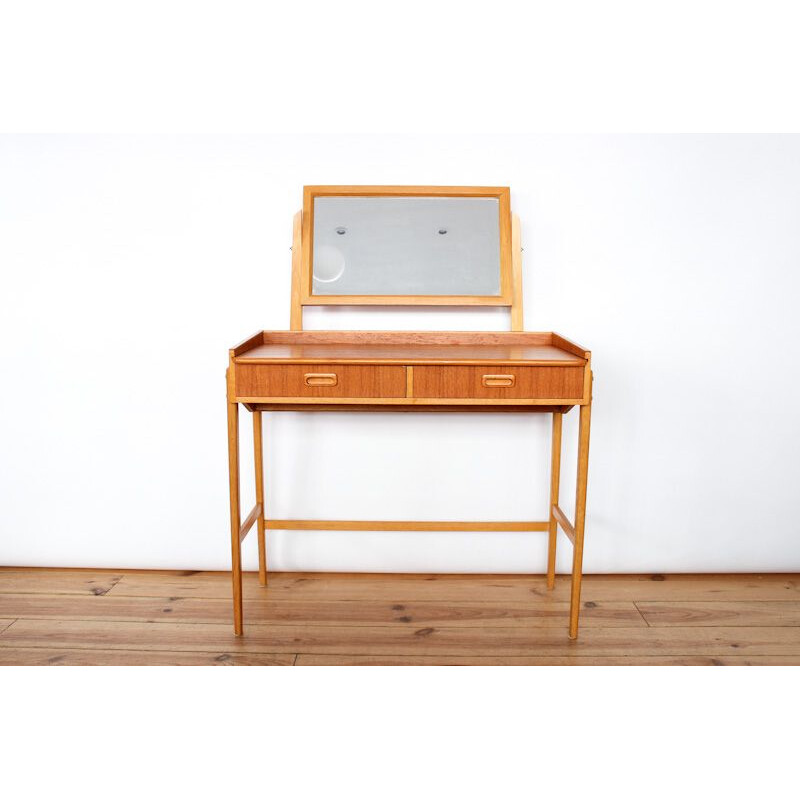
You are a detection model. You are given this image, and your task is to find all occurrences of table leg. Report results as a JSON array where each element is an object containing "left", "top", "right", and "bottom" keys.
[
  {"left": 227, "top": 400, "right": 243, "bottom": 635},
  {"left": 568, "top": 401, "right": 592, "bottom": 639},
  {"left": 253, "top": 410, "right": 267, "bottom": 585},
  {"left": 547, "top": 411, "right": 563, "bottom": 589}
]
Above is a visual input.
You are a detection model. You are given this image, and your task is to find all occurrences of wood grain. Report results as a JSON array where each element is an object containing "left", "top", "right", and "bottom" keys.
[
  {"left": 235, "top": 364, "right": 407, "bottom": 398},
  {"left": 637, "top": 601, "right": 800, "bottom": 627},
  {"left": 290, "top": 210, "right": 303, "bottom": 330},
  {"left": 230, "top": 330, "right": 265, "bottom": 357},
  {"left": 253, "top": 411, "right": 267, "bottom": 584},
  {"left": 413, "top": 366, "right": 585, "bottom": 399},
  {"left": 251, "top": 331, "right": 577, "bottom": 346},
  {"left": 551, "top": 332, "right": 591, "bottom": 360},
  {"left": 235, "top": 194, "right": 586, "bottom": 633},
  {"left": 227, "top": 400, "right": 243, "bottom": 635},
  {"left": 0, "top": 594, "right": 642, "bottom": 628},
  {"left": 552, "top": 503, "right": 575, "bottom": 545},
  {"left": 247, "top": 403, "right": 572, "bottom": 414},
  {"left": 238, "top": 341, "right": 584, "bottom": 366},
  {"left": 263, "top": 519, "right": 550, "bottom": 532},
  {"left": 105, "top": 572, "right": 571, "bottom": 601},
  {"left": 88, "top": 571, "right": 800, "bottom": 603},
  {"left": 547, "top": 412, "right": 563, "bottom": 589},
  {"left": 3, "top": 618, "right": 800, "bottom": 657},
  {"left": 0, "top": 569, "right": 124, "bottom": 595},
  {"left": 1, "top": 570, "right": 799, "bottom": 665},
  {"left": 238, "top": 502, "right": 262, "bottom": 542},
  {"left": 510, "top": 213, "right": 523, "bottom": 331},
  {"left": 235, "top": 396, "right": 583, "bottom": 407},
  {"left": 0, "top": 647, "right": 294, "bottom": 666},
  {"left": 569, "top": 401, "right": 592, "bottom": 638},
  {"left": 295, "top": 654, "right": 800, "bottom": 666}
]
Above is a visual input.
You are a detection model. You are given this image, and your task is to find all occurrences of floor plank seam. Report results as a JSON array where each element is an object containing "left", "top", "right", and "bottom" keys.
[
  {"left": 1, "top": 614, "right": 623, "bottom": 628},
  {"left": 266, "top": 647, "right": 800, "bottom": 658},
  {"left": 291, "top": 656, "right": 800, "bottom": 665},
  {"left": 65, "top": 594, "right": 584, "bottom": 604},
  {"left": 636, "top": 600, "right": 800, "bottom": 604},
  {"left": 0, "top": 620, "right": 658, "bottom": 631},
  {"left": 0, "top": 590, "right": 130, "bottom": 598},
  {"left": 0, "top": 643, "right": 295, "bottom": 657},
  {"left": 4, "top": 642, "right": 800, "bottom": 659}
]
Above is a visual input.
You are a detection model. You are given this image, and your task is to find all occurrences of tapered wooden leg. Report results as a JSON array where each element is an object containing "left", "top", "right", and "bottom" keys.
[
  {"left": 568, "top": 401, "right": 592, "bottom": 639},
  {"left": 253, "top": 410, "right": 267, "bottom": 586},
  {"left": 547, "top": 411, "right": 563, "bottom": 589},
  {"left": 227, "top": 400, "right": 243, "bottom": 635}
]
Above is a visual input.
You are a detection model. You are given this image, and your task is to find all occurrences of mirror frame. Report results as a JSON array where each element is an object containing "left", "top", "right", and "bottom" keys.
[{"left": 299, "top": 185, "right": 513, "bottom": 306}]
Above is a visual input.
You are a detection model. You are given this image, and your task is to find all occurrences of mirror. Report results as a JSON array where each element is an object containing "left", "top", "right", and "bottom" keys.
[{"left": 311, "top": 195, "right": 503, "bottom": 296}]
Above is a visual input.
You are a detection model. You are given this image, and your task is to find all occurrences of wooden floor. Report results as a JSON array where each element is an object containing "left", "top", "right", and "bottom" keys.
[{"left": 1, "top": 568, "right": 799, "bottom": 665}]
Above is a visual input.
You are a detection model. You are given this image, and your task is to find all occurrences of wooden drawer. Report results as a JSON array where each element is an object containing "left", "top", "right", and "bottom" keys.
[
  {"left": 235, "top": 364, "right": 407, "bottom": 398},
  {"left": 412, "top": 366, "right": 585, "bottom": 400}
]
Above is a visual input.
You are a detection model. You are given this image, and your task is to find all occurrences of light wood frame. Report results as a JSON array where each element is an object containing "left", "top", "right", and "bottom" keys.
[
  {"left": 228, "top": 187, "right": 592, "bottom": 640},
  {"left": 298, "top": 185, "right": 515, "bottom": 310},
  {"left": 227, "top": 397, "right": 592, "bottom": 639}
]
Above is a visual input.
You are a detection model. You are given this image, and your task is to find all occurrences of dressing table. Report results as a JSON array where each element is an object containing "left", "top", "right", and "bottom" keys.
[{"left": 226, "top": 186, "right": 593, "bottom": 638}]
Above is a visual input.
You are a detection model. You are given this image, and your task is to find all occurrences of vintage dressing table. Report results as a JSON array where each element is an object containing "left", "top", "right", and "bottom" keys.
[{"left": 226, "top": 186, "right": 593, "bottom": 638}]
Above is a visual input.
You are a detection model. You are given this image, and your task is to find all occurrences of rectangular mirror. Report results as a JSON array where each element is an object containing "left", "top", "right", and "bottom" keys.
[{"left": 301, "top": 187, "right": 512, "bottom": 305}]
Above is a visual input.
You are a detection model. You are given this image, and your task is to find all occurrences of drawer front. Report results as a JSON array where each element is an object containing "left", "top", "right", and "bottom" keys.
[
  {"left": 413, "top": 366, "right": 585, "bottom": 400},
  {"left": 236, "top": 364, "right": 407, "bottom": 398}
]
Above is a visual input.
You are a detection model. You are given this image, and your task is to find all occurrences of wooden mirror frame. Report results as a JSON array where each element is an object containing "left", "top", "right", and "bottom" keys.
[{"left": 296, "top": 186, "right": 515, "bottom": 310}]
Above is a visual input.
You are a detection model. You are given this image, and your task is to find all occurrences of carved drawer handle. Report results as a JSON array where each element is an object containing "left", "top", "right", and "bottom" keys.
[
  {"left": 482, "top": 374, "right": 515, "bottom": 388},
  {"left": 304, "top": 373, "right": 338, "bottom": 387}
]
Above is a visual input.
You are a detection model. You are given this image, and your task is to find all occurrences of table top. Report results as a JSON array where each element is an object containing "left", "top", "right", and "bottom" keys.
[{"left": 232, "top": 331, "right": 588, "bottom": 366}]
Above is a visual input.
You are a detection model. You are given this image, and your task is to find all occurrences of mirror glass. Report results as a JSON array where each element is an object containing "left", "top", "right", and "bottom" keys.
[{"left": 312, "top": 196, "right": 501, "bottom": 295}]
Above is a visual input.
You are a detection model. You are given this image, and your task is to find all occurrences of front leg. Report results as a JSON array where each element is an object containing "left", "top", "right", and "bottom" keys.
[
  {"left": 568, "top": 400, "right": 592, "bottom": 639},
  {"left": 227, "top": 398, "right": 243, "bottom": 635}
]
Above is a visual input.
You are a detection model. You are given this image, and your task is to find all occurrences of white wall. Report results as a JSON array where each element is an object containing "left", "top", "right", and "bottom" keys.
[{"left": 2, "top": 134, "right": 799, "bottom": 573}]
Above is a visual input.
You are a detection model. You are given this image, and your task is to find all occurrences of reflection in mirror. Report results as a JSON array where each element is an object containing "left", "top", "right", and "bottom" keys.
[{"left": 312, "top": 196, "right": 501, "bottom": 296}]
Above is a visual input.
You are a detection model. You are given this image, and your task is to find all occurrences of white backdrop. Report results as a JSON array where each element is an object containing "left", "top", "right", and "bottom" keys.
[{"left": 1, "top": 134, "right": 799, "bottom": 573}]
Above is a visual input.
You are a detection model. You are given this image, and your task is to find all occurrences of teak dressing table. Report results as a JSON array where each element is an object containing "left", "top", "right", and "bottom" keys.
[{"left": 227, "top": 186, "right": 593, "bottom": 638}]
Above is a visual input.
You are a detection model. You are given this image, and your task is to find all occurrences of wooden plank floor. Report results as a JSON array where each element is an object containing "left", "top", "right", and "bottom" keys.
[{"left": 1, "top": 568, "right": 799, "bottom": 665}]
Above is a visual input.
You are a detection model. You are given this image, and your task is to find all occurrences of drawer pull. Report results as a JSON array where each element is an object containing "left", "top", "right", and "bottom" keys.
[
  {"left": 482, "top": 374, "right": 515, "bottom": 388},
  {"left": 304, "top": 372, "right": 338, "bottom": 387}
]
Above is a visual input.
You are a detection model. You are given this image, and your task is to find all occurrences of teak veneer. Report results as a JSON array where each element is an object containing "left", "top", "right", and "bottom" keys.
[
  {"left": 231, "top": 331, "right": 590, "bottom": 407},
  {"left": 226, "top": 186, "right": 594, "bottom": 639}
]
